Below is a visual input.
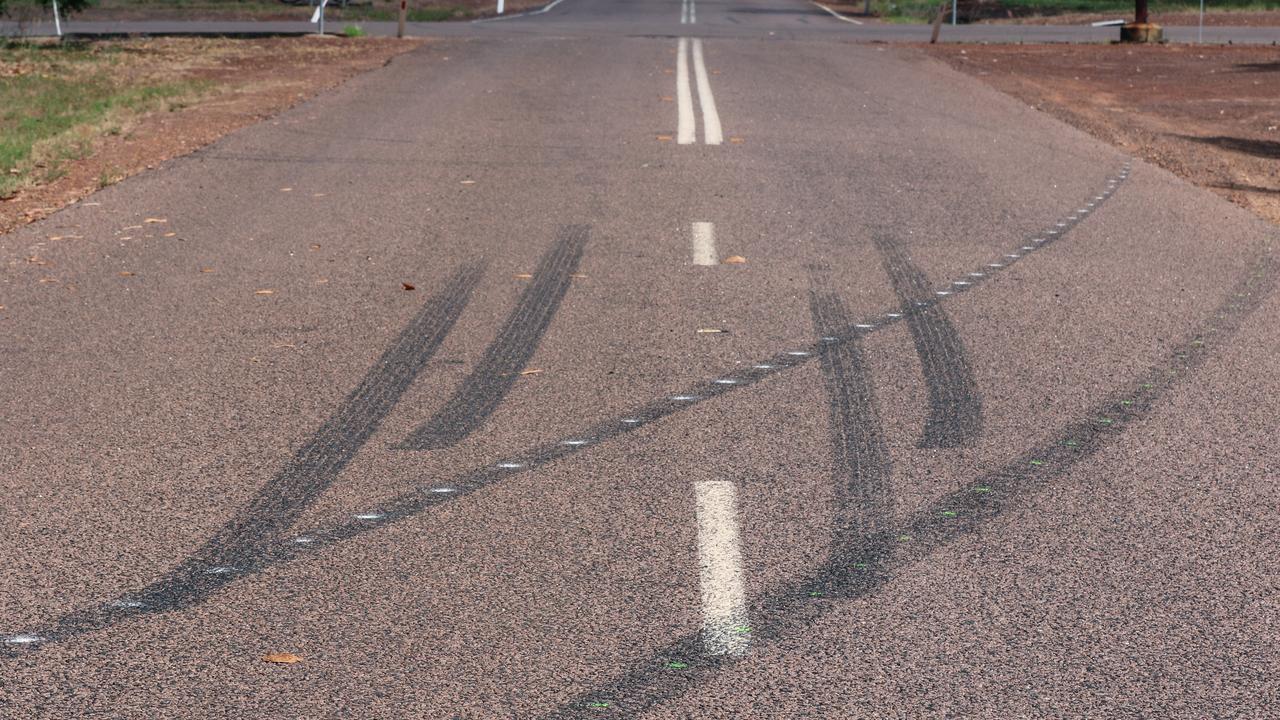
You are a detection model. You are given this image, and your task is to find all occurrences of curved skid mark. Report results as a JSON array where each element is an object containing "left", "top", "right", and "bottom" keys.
[
  {"left": 4, "top": 169, "right": 1131, "bottom": 652},
  {"left": 399, "top": 225, "right": 589, "bottom": 450},
  {"left": 873, "top": 233, "right": 982, "bottom": 448},
  {"left": 536, "top": 251, "right": 1275, "bottom": 719}
]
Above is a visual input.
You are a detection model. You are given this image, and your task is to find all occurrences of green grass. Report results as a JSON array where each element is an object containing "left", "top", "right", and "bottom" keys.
[
  {"left": 0, "top": 41, "right": 198, "bottom": 198},
  {"left": 337, "top": 5, "right": 466, "bottom": 21},
  {"left": 342, "top": 22, "right": 366, "bottom": 35}
]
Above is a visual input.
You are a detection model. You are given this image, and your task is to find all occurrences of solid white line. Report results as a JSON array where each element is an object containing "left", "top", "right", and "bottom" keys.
[
  {"left": 690, "top": 39, "right": 722, "bottom": 145},
  {"left": 811, "top": 0, "right": 864, "bottom": 24},
  {"left": 691, "top": 222, "right": 717, "bottom": 265},
  {"left": 694, "top": 481, "right": 749, "bottom": 657},
  {"left": 676, "top": 38, "right": 696, "bottom": 145},
  {"left": 471, "top": 0, "right": 566, "bottom": 22}
]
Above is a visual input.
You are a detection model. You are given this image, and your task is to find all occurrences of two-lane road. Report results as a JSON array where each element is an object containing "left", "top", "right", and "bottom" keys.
[{"left": 3, "top": 0, "right": 1278, "bottom": 717}]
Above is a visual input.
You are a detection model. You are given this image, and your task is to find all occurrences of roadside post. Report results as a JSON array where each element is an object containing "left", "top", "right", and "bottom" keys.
[
  {"left": 1198, "top": 0, "right": 1205, "bottom": 42},
  {"left": 951, "top": 0, "right": 956, "bottom": 25},
  {"left": 51, "top": 0, "right": 62, "bottom": 37},
  {"left": 497, "top": 0, "right": 505, "bottom": 14},
  {"left": 1120, "top": 0, "right": 1163, "bottom": 41},
  {"left": 929, "top": 0, "right": 947, "bottom": 42},
  {"left": 310, "top": 0, "right": 330, "bottom": 34},
  {"left": 398, "top": 0, "right": 407, "bottom": 37}
]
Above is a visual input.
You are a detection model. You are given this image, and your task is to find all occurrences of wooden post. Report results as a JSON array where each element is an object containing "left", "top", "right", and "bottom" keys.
[{"left": 929, "top": 0, "right": 947, "bottom": 43}]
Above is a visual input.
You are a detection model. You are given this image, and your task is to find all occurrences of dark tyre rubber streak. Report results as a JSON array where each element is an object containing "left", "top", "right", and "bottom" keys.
[
  {"left": 7, "top": 173, "right": 1127, "bottom": 651},
  {"left": 541, "top": 252, "right": 1276, "bottom": 719},
  {"left": 873, "top": 233, "right": 982, "bottom": 448},
  {"left": 11, "top": 262, "right": 485, "bottom": 647},
  {"left": 398, "top": 225, "right": 590, "bottom": 450},
  {"left": 808, "top": 275, "right": 893, "bottom": 595}
]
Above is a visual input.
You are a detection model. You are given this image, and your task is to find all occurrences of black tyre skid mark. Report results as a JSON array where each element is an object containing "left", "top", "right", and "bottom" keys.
[
  {"left": 1, "top": 262, "right": 486, "bottom": 648},
  {"left": 399, "top": 225, "right": 589, "bottom": 450},
  {"left": 4, "top": 169, "right": 1130, "bottom": 652},
  {"left": 541, "top": 254, "right": 1275, "bottom": 718},
  {"left": 874, "top": 233, "right": 982, "bottom": 448},
  {"left": 808, "top": 275, "right": 892, "bottom": 586}
]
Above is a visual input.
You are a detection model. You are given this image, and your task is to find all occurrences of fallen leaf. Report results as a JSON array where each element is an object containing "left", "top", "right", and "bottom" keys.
[
  {"left": 280, "top": 187, "right": 293, "bottom": 192},
  {"left": 728, "top": 137, "right": 745, "bottom": 144},
  {"left": 255, "top": 289, "right": 275, "bottom": 295},
  {"left": 402, "top": 282, "right": 416, "bottom": 291},
  {"left": 460, "top": 180, "right": 476, "bottom": 185},
  {"left": 570, "top": 273, "right": 588, "bottom": 279},
  {"left": 119, "top": 271, "right": 136, "bottom": 277},
  {"left": 122, "top": 225, "right": 142, "bottom": 231},
  {"left": 314, "top": 278, "right": 329, "bottom": 284},
  {"left": 200, "top": 267, "right": 216, "bottom": 273},
  {"left": 261, "top": 652, "right": 302, "bottom": 664},
  {"left": 312, "top": 193, "right": 327, "bottom": 197},
  {"left": 38, "top": 277, "right": 58, "bottom": 284},
  {"left": 656, "top": 135, "right": 673, "bottom": 142},
  {"left": 722, "top": 255, "right": 747, "bottom": 264},
  {"left": 513, "top": 273, "right": 533, "bottom": 279},
  {"left": 163, "top": 232, "right": 177, "bottom": 238},
  {"left": 519, "top": 368, "right": 544, "bottom": 376},
  {"left": 309, "top": 244, "right": 321, "bottom": 251},
  {"left": 144, "top": 218, "right": 166, "bottom": 224},
  {"left": 696, "top": 328, "right": 728, "bottom": 334}
]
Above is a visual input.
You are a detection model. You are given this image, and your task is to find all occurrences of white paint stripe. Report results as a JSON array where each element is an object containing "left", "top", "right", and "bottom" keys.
[
  {"left": 676, "top": 38, "right": 696, "bottom": 145},
  {"left": 471, "top": 0, "right": 566, "bottom": 22},
  {"left": 689, "top": 0, "right": 696, "bottom": 23},
  {"left": 811, "top": 1, "right": 864, "bottom": 24},
  {"left": 694, "top": 481, "right": 749, "bottom": 657},
  {"left": 691, "top": 39, "right": 723, "bottom": 145},
  {"left": 691, "top": 222, "right": 717, "bottom": 265},
  {"left": 680, "top": 0, "right": 688, "bottom": 24}
]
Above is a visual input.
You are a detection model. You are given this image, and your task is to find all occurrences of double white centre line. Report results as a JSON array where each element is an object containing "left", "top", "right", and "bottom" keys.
[
  {"left": 681, "top": 0, "right": 696, "bottom": 24},
  {"left": 694, "top": 481, "right": 750, "bottom": 656},
  {"left": 675, "top": 37, "right": 723, "bottom": 146}
]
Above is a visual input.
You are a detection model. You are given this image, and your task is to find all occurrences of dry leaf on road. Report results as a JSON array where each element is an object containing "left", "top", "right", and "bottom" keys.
[
  {"left": 722, "top": 255, "right": 747, "bottom": 264},
  {"left": 513, "top": 273, "right": 533, "bottom": 279},
  {"left": 261, "top": 652, "right": 302, "bottom": 664},
  {"left": 696, "top": 328, "right": 728, "bottom": 334},
  {"left": 144, "top": 218, "right": 167, "bottom": 224},
  {"left": 402, "top": 282, "right": 416, "bottom": 291},
  {"left": 254, "top": 289, "right": 275, "bottom": 295},
  {"left": 520, "top": 368, "right": 544, "bottom": 376}
]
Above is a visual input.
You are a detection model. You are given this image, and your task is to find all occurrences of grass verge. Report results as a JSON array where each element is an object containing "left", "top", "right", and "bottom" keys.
[{"left": 1, "top": 40, "right": 202, "bottom": 199}]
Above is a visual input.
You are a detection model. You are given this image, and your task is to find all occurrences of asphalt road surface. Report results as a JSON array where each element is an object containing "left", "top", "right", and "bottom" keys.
[{"left": 3, "top": 0, "right": 1279, "bottom": 717}]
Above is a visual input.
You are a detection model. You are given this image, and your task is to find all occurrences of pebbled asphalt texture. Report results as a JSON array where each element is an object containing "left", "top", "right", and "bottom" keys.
[{"left": 2, "top": 0, "right": 1278, "bottom": 717}]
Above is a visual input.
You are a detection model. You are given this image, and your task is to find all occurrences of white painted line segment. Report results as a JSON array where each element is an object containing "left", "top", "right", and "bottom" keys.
[
  {"left": 676, "top": 38, "right": 696, "bottom": 145},
  {"left": 691, "top": 221, "right": 718, "bottom": 265},
  {"left": 811, "top": 0, "right": 864, "bottom": 23},
  {"left": 694, "top": 481, "right": 750, "bottom": 657},
  {"left": 691, "top": 39, "right": 723, "bottom": 145}
]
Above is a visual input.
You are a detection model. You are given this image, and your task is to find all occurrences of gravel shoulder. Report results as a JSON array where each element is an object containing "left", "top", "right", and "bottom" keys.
[{"left": 926, "top": 43, "right": 1280, "bottom": 227}]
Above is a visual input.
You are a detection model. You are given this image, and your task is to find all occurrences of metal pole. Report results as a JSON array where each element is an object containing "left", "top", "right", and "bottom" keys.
[
  {"left": 951, "top": 0, "right": 956, "bottom": 25},
  {"left": 397, "top": 0, "right": 406, "bottom": 37},
  {"left": 1198, "top": 0, "right": 1204, "bottom": 42},
  {"left": 51, "top": 0, "right": 63, "bottom": 37},
  {"left": 1135, "top": 0, "right": 1148, "bottom": 24}
]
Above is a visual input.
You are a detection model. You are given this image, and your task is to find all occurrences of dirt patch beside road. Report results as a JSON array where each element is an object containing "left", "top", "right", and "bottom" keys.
[
  {"left": 927, "top": 44, "right": 1280, "bottom": 227},
  {"left": 0, "top": 36, "right": 422, "bottom": 234}
]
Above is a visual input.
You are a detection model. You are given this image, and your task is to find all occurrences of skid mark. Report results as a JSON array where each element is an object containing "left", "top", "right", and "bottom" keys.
[
  {"left": 873, "top": 233, "right": 982, "bottom": 448},
  {"left": 399, "top": 225, "right": 589, "bottom": 450}
]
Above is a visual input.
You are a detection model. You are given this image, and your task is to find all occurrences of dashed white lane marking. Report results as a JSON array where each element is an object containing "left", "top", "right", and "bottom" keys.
[
  {"left": 676, "top": 38, "right": 696, "bottom": 145},
  {"left": 690, "top": 39, "right": 723, "bottom": 145},
  {"left": 691, "top": 221, "right": 718, "bottom": 265},
  {"left": 680, "top": 0, "right": 689, "bottom": 24},
  {"left": 811, "top": 0, "right": 864, "bottom": 24},
  {"left": 694, "top": 480, "right": 749, "bottom": 657}
]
